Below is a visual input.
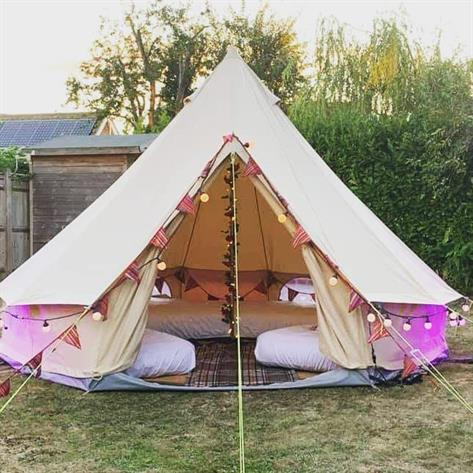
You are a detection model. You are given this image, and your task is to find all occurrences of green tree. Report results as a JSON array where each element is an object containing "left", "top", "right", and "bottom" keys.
[{"left": 67, "top": 1, "right": 306, "bottom": 131}]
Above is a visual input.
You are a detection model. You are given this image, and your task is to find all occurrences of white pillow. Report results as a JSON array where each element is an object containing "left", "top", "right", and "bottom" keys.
[
  {"left": 255, "top": 325, "right": 338, "bottom": 372},
  {"left": 126, "top": 329, "right": 196, "bottom": 378}
]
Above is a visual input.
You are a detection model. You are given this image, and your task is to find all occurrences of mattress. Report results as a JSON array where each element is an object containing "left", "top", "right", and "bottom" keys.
[
  {"left": 255, "top": 325, "right": 338, "bottom": 372},
  {"left": 126, "top": 329, "right": 196, "bottom": 378},
  {"left": 147, "top": 299, "right": 317, "bottom": 339}
]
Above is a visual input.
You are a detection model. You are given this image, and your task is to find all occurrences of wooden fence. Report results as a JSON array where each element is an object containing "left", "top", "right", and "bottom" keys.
[{"left": 0, "top": 171, "right": 30, "bottom": 277}]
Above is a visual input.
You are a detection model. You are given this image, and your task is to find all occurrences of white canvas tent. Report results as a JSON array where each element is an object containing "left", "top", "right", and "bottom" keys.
[{"left": 0, "top": 48, "right": 463, "bottom": 390}]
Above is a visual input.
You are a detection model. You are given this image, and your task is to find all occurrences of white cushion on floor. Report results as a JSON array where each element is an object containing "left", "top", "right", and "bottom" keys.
[
  {"left": 126, "top": 329, "right": 196, "bottom": 378},
  {"left": 255, "top": 325, "right": 338, "bottom": 372}
]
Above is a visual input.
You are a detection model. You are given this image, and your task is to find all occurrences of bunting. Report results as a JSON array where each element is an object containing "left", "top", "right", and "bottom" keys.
[
  {"left": 61, "top": 325, "right": 82, "bottom": 350},
  {"left": 292, "top": 225, "right": 311, "bottom": 248},
  {"left": 175, "top": 268, "right": 187, "bottom": 284},
  {"left": 0, "top": 378, "right": 10, "bottom": 397},
  {"left": 242, "top": 157, "right": 262, "bottom": 177},
  {"left": 124, "top": 261, "right": 141, "bottom": 284},
  {"left": 155, "top": 278, "right": 165, "bottom": 293},
  {"left": 26, "top": 351, "right": 42, "bottom": 378},
  {"left": 208, "top": 294, "right": 219, "bottom": 301},
  {"left": 150, "top": 227, "right": 168, "bottom": 249},
  {"left": 348, "top": 290, "right": 364, "bottom": 313},
  {"left": 223, "top": 133, "right": 234, "bottom": 144},
  {"left": 177, "top": 195, "right": 196, "bottom": 215},
  {"left": 200, "top": 159, "right": 213, "bottom": 178},
  {"left": 367, "top": 317, "right": 390, "bottom": 344},
  {"left": 402, "top": 356, "right": 418, "bottom": 379},
  {"left": 94, "top": 295, "right": 109, "bottom": 320},
  {"left": 288, "top": 288, "right": 298, "bottom": 302},
  {"left": 253, "top": 281, "right": 267, "bottom": 295},
  {"left": 185, "top": 276, "right": 199, "bottom": 292}
]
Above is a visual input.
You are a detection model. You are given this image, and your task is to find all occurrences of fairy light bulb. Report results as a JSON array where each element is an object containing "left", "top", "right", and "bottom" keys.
[
  {"left": 459, "top": 317, "right": 466, "bottom": 327},
  {"left": 403, "top": 320, "right": 412, "bottom": 332},
  {"left": 157, "top": 261, "right": 167, "bottom": 271},
  {"left": 424, "top": 318, "right": 432, "bottom": 330},
  {"left": 449, "top": 319, "right": 458, "bottom": 327},
  {"left": 328, "top": 275, "right": 338, "bottom": 286},
  {"left": 367, "top": 312, "right": 376, "bottom": 323},
  {"left": 92, "top": 311, "right": 103, "bottom": 322},
  {"left": 200, "top": 192, "right": 209, "bottom": 203},
  {"left": 383, "top": 317, "right": 393, "bottom": 328},
  {"left": 449, "top": 311, "right": 458, "bottom": 320},
  {"left": 42, "top": 320, "right": 51, "bottom": 333},
  {"left": 462, "top": 303, "right": 470, "bottom": 313},
  {"left": 277, "top": 213, "right": 287, "bottom": 224}
]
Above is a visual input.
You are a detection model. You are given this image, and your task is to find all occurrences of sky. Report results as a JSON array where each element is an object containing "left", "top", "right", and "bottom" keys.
[{"left": 0, "top": 0, "right": 472, "bottom": 115}]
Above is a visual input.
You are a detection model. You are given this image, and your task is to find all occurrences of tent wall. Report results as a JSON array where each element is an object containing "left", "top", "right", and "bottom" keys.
[{"left": 0, "top": 246, "right": 159, "bottom": 378}]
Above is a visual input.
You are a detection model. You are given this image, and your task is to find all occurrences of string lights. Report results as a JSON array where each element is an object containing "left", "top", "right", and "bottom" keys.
[{"left": 328, "top": 274, "right": 339, "bottom": 286}]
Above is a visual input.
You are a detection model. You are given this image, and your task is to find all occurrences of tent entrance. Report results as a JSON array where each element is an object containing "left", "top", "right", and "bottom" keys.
[{"left": 156, "top": 154, "right": 311, "bottom": 303}]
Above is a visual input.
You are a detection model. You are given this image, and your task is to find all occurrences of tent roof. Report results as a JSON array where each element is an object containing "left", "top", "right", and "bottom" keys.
[{"left": 0, "top": 47, "right": 461, "bottom": 307}]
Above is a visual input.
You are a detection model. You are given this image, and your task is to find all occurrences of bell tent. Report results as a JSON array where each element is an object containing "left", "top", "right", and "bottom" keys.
[{"left": 0, "top": 47, "right": 465, "bottom": 392}]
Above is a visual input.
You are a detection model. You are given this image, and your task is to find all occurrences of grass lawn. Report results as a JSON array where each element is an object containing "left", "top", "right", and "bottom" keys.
[{"left": 1, "top": 325, "right": 472, "bottom": 473}]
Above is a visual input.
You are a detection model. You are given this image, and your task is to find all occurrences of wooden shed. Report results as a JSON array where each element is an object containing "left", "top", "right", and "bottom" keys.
[{"left": 29, "top": 134, "right": 158, "bottom": 253}]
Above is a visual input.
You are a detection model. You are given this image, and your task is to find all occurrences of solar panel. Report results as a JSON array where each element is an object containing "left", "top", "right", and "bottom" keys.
[{"left": 0, "top": 118, "right": 96, "bottom": 147}]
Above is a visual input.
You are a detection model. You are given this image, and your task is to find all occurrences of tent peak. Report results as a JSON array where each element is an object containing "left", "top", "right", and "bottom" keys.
[{"left": 225, "top": 46, "right": 242, "bottom": 60}]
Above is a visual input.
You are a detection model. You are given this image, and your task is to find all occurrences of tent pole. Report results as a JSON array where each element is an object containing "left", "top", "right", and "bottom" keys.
[{"left": 231, "top": 153, "right": 246, "bottom": 472}]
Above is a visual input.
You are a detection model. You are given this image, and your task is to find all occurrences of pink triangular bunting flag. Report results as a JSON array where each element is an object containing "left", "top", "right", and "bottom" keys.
[
  {"left": 367, "top": 318, "right": 390, "bottom": 344},
  {"left": 288, "top": 288, "right": 298, "bottom": 302},
  {"left": 124, "top": 261, "right": 140, "bottom": 284},
  {"left": 242, "top": 157, "right": 262, "bottom": 177},
  {"left": 402, "top": 356, "right": 418, "bottom": 379},
  {"left": 348, "top": 290, "right": 364, "bottom": 313},
  {"left": 223, "top": 133, "right": 234, "bottom": 144},
  {"left": 201, "top": 160, "right": 213, "bottom": 178},
  {"left": 177, "top": 195, "right": 196, "bottom": 215},
  {"left": 292, "top": 225, "right": 311, "bottom": 248},
  {"left": 207, "top": 294, "right": 219, "bottom": 301},
  {"left": 94, "top": 295, "right": 109, "bottom": 320},
  {"left": 0, "top": 378, "right": 10, "bottom": 397},
  {"left": 26, "top": 351, "right": 42, "bottom": 378},
  {"left": 151, "top": 227, "right": 168, "bottom": 249},
  {"left": 253, "top": 281, "right": 267, "bottom": 295},
  {"left": 62, "top": 325, "right": 82, "bottom": 350},
  {"left": 184, "top": 277, "right": 199, "bottom": 292}
]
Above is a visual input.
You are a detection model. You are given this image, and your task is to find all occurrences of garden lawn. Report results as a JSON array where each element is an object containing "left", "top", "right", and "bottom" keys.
[{"left": 1, "top": 325, "right": 472, "bottom": 473}]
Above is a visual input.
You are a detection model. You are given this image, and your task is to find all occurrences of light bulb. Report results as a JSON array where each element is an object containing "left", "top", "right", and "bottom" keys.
[
  {"left": 462, "top": 303, "right": 470, "bottom": 313},
  {"left": 277, "top": 213, "right": 287, "bottom": 224},
  {"left": 383, "top": 318, "right": 393, "bottom": 328},
  {"left": 459, "top": 317, "right": 466, "bottom": 327},
  {"left": 92, "top": 311, "right": 103, "bottom": 322},
  {"left": 200, "top": 193, "right": 209, "bottom": 203},
  {"left": 449, "top": 319, "right": 458, "bottom": 327},
  {"left": 403, "top": 321, "right": 412, "bottom": 331},
  {"left": 449, "top": 311, "right": 458, "bottom": 320},
  {"left": 42, "top": 321, "right": 51, "bottom": 333},
  {"left": 157, "top": 261, "right": 167, "bottom": 271},
  {"left": 367, "top": 313, "right": 376, "bottom": 323},
  {"left": 424, "top": 319, "right": 432, "bottom": 330},
  {"left": 329, "top": 275, "right": 338, "bottom": 286}
]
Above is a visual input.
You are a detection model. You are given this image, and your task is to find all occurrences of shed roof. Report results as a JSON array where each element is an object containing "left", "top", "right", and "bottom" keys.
[{"left": 29, "top": 134, "right": 159, "bottom": 156}]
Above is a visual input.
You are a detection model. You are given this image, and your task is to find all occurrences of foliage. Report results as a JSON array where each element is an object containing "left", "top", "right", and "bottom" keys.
[
  {"left": 0, "top": 147, "right": 29, "bottom": 178},
  {"left": 289, "top": 18, "right": 473, "bottom": 294},
  {"left": 67, "top": 1, "right": 306, "bottom": 132}
]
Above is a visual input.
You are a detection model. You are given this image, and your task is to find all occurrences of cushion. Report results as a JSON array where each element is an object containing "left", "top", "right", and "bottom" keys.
[
  {"left": 254, "top": 325, "right": 338, "bottom": 372},
  {"left": 126, "top": 329, "right": 196, "bottom": 378}
]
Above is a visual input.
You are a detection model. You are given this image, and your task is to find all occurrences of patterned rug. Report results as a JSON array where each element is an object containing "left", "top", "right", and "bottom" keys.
[{"left": 187, "top": 339, "right": 296, "bottom": 387}]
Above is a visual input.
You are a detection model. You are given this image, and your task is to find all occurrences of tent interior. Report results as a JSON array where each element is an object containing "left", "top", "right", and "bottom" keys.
[{"left": 0, "top": 153, "right": 450, "bottom": 391}]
